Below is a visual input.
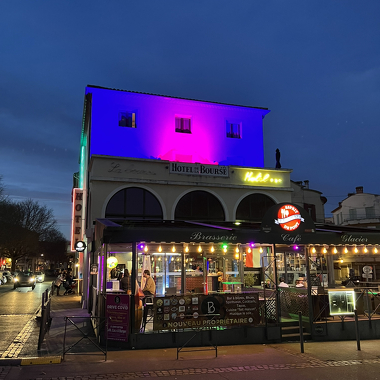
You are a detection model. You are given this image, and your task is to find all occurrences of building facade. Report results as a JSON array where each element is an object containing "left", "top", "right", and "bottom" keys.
[{"left": 73, "top": 86, "right": 380, "bottom": 349}]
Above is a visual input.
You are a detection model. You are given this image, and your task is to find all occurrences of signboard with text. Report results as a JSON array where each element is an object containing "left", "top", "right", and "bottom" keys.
[
  {"left": 71, "top": 188, "right": 84, "bottom": 251},
  {"left": 106, "top": 294, "right": 130, "bottom": 341},
  {"left": 152, "top": 293, "right": 260, "bottom": 331}
]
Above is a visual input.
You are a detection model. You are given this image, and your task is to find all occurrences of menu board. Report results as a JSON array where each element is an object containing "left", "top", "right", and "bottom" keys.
[
  {"left": 328, "top": 290, "right": 356, "bottom": 316},
  {"left": 106, "top": 294, "right": 130, "bottom": 341},
  {"left": 152, "top": 293, "right": 260, "bottom": 331}
]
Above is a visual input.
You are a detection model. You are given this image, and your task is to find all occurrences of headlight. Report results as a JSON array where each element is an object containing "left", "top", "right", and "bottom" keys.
[
  {"left": 14, "top": 278, "right": 19, "bottom": 282},
  {"left": 29, "top": 277, "right": 35, "bottom": 282}
]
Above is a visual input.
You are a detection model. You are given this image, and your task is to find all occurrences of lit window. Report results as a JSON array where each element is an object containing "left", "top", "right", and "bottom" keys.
[
  {"left": 175, "top": 117, "right": 191, "bottom": 133},
  {"left": 119, "top": 112, "right": 136, "bottom": 128},
  {"left": 226, "top": 122, "right": 241, "bottom": 138}
]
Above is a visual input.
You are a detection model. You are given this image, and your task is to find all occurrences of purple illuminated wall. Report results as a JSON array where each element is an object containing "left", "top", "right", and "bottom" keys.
[{"left": 87, "top": 86, "right": 269, "bottom": 167}]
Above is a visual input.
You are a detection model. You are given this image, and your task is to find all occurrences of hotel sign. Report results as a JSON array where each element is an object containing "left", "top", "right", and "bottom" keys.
[
  {"left": 169, "top": 162, "right": 229, "bottom": 177},
  {"left": 71, "top": 188, "right": 84, "bottom": 251},
  {"left": 244, "top": 170, "right": 284, "bottom": 185}
]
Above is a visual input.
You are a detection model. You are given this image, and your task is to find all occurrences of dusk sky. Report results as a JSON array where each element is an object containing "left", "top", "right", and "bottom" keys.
[{"left": 1, "top": 1, "right": 379, "bottom": 239}]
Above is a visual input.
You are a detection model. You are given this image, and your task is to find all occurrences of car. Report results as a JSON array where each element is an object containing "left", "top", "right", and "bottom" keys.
[
  {"left": 0, "top": 272, "right": 7, "bottom": 284},
  {"left": 34, "top": 271, "right": 45, "bottom": 283},
  {"left": 13, "top": 272, "right": 36, "bottom": 290},
  {"left": 2, "top": 271, "right": 13, "bottom": 282}
]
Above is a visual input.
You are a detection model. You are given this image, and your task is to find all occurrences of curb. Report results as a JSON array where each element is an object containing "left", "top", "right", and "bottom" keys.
[{"left": 0, "top": 356, "right": 61, "bottom": 366}]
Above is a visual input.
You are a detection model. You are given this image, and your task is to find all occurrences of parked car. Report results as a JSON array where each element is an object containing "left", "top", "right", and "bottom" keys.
[
  {"left": 13, "top": 272, "right": 36, "bottom": 290},
  {"left": 0, "top": 272, "right": 7, "bottom": 284},
  {"left": 2, "top": 271, "right": 13, "bottom": 282},
  {"left": 34, "top": 271, "right": 45, "bottom": 283}
]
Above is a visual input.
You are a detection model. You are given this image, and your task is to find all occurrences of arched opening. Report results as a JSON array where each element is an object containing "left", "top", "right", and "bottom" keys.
[
  {"left": 174, "top": 190, "right": 225, "bottom": 221},
  {"left": 105, "top": 187, "right": 163, "bottom": 220},
  {"left": 236, "top": 193, "right": 276, "bottom": 222}
]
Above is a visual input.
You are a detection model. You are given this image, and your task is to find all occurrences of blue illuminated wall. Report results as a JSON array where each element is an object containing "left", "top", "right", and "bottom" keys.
[{"left": 86, "top": 86, "right": 270, "bottom": 167}]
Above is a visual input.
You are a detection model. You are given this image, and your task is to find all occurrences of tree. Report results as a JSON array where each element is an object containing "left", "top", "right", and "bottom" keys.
[
  {"left": 0, "top": 175, "right": 6, "bottom": 202},
  {"left": 0, "top": 198, "right": 66, "bottom": 271}
]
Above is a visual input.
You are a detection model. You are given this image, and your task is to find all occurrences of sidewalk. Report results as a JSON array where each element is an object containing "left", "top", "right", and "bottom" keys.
[
  {"left": 2, "top": 293, "right": 380, "bottom": 379},
  {"left": 0, "top": 293, "right": 89, "bottom": 366}
]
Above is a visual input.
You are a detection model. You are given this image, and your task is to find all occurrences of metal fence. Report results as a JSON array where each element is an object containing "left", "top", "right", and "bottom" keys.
[{"left": 38, "top": 285, "right": 53, "bottom": 350}]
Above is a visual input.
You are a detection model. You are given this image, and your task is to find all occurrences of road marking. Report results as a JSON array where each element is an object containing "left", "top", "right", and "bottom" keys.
[{"left": 0, "top": 316, "right": 35, "bottom": 359}]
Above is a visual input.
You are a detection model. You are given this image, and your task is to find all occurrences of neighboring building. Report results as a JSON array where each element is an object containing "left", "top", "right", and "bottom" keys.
[
  {"left": 332, "top": 186, "right": 380, "bottom": 229},
  {"left": 291, "top": 180, "right": 327, "bottom": 223}
]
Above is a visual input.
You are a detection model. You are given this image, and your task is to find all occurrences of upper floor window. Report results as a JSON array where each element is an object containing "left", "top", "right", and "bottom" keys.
[
  {"left": 348, "top": 208, "right": 357, "bottom": 220},
  {"left": 226, "top": 122, "right": 241, "bottom": 138},
  {"left": 175, "top": 117, "right": 191, "bottom": 133},
  {"left": 119, "top": 112, "right": 136, "bottom": 128},
  {"left": 365, "top": 207, "right": 375, "bottom": 218}
]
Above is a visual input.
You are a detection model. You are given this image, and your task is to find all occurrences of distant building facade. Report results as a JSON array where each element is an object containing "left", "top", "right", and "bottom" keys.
[{"left": 332, "top": 186, "right": 380, "bottom": 229}]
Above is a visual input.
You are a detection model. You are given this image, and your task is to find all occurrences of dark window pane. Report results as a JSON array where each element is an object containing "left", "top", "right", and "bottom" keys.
[
  {"left": 105, "top": 187, "right": 162, "bottom": 220},
  {"left": 145, "top": 191, "right": 163, "bottom": 217},
  {"left": 105, "top": 190, "right": 125, "bottom": 216},
  {"left": 236, "top": 193, "right": 276, "bottom": 221},
  {"left": 175, "top": 191, "right": 224, "bottom": 221},
  {"left": 126, "top": 188, "right": 144, "bottom": 215}
]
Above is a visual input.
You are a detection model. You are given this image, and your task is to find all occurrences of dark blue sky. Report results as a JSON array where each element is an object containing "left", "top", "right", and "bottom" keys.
[{"left": 1, "top": 1, "right": 379, "bottom": 239}]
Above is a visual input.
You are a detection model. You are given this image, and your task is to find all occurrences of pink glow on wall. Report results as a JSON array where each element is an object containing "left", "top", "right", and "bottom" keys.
[{"left": 87, "top": 86, "right": 269, "bottom": 167}]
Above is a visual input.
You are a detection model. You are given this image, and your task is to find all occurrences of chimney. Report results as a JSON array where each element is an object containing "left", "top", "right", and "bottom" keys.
[
  {"left": 304, "top": 180, "right": 309, "bottom": 189},
  {"left": 356, "top": 186, "right": 363, "bottom": 194}
]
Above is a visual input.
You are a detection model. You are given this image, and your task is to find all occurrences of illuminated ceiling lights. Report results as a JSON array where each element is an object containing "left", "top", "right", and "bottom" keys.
[
  {"left": 158, "top": 245, "right": 162, "bottom": 253},
  {"left": 354, "top": 246, "right": 358, "bottom": 253},
  {"left": 344, "top": 247, "right": 348, "bottom": 254},
  {"left": 311, "top": 247, "right": 316, "bottom": 254},
  {"left": 185, "top": 246, "right": 189, "bottom": 253},
  {"left": 333, "top": 247, "right": 338, "bottom": 254},
  {"left": 374, "top": 247, "right": 378, "bottom": 254},
  {"left": 210, "top": 245, "right": 215, "bottom": 253},
  {"left": 364, "top": 247, "right": 368, "bottom": 253},
  {"left": 198, "top": 245, "right": 202, "bottom": 253},
  {"left": 323, "top": 247, "right": 328, "bottom": 254},
  {"left": 172, "top": 245, "right": 176, "bottom": 253},
  {"left": 144, "top": 246, "right": 148, "bottom": 253}
]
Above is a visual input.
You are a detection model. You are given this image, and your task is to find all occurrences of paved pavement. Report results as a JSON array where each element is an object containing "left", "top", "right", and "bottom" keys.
[{"left": 1, "top": 293, "right": 380, "bottom": 379}]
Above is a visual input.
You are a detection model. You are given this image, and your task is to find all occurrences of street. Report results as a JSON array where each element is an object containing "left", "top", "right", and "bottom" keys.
[{"left": 0, "top": 278, "right": 52, "bottom": 356}]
